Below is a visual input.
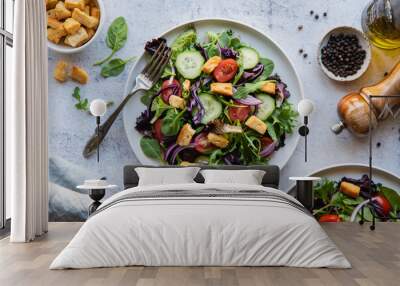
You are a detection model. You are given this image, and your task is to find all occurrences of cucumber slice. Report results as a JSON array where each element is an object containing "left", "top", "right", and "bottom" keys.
[
  {"left": 198, "top": 93, "right": 222, "bottom": 124},
  {"left": 255, "top": 94, "right": 275, "bottom": 120},
  {"left": 175, "top": 50, "right": 205, "bottom": 79},
  {"left": 239, "top": 47, "right": 260, "bottom": 70}
]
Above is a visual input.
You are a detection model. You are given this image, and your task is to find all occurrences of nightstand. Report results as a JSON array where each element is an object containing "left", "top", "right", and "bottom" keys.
[
  {"left": 289, "top": 177, "right": 321, "bottom": 211},
  {"left": 77, "top": 180, "right": 117, "bottom": 215}
]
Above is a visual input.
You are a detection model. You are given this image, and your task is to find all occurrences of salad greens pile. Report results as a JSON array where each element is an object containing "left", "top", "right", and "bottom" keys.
[{"left": 135, "top": 28, "right": 298, "bottom": 165}]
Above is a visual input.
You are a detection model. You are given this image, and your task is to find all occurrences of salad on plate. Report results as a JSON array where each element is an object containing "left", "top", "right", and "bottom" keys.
[{"left": 135, "top": 28, "right": 298, "bottom": 165}]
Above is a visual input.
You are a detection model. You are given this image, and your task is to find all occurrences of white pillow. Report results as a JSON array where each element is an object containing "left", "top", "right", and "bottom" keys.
[
  {"left": 200, "top": 169, "right": 266, "bottom": 185},
  {"left": 135, "top": 167, "right": 200, "bottom": 186}
]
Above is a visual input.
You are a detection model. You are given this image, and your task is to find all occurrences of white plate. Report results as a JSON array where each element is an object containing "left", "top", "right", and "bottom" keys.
[
  {"left": 287, "top": 164, "right": 400, "bottom": 194},
  {"left": 123, "top": 18, "right": 304, "bottom": 168}
]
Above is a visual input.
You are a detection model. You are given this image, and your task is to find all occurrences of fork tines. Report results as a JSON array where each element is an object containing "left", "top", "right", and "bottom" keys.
[{"left": 142, "top": 41, "right": 171, "bottom": 82}]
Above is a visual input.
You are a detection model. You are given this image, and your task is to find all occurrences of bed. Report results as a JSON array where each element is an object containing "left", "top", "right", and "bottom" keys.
[{"left": 50, "top": 165, "right": 350, "bottom": 269}]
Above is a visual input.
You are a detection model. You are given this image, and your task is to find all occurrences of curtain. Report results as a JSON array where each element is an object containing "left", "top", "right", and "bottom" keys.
[{"left": 7, "top": 0, "right": 49, "bottom": 242}]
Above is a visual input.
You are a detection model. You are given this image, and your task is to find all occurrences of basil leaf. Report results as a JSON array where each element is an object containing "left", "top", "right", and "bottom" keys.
[
  {"left": 233, "top": 81, "right": 268, "bottom": 99},
  {"left": 94, "top": 17, "right": 128, "bottom": 66},
  {"left": 140, "top": 137, "right": 162, "bottom": 160},
  {"left": 100, "top": 57, "right": 136, "bottom": 78},
  {"left": 257, "top": 58, "right": 274, "bottom": 81}
]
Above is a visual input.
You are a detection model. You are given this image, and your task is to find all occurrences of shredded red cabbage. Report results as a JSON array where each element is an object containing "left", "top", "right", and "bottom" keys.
[
  {"left": 260, "top": 141, "right": 276, "bottom": 157},
  {"left": 237, "top": 63, "right": 264, "bottom": 84},
  {"left": 235, "top": 95, "right": 262, "bottom": 106}
]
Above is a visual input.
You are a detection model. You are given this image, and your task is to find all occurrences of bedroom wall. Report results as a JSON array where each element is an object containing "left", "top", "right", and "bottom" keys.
[{"left": 48, "top": 0, "right": 400, "bottom": 221}]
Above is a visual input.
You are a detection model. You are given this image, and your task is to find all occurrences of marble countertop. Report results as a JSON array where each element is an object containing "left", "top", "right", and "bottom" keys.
[{"left": 48, "top": 0, "right": 400, "bottom": 193}]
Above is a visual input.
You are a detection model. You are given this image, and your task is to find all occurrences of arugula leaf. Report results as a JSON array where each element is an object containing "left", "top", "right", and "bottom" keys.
[
  {"left": 100, "top": 56, "right": 136, "bottom": 78},
  {"left": 268, "top": 101, "right": 298, "bottom": 138},
  {"left": 161, "top": 108, "right": 185, "bottom": 136},
  {"left": 94, "top": 17, "right": 128, "bottom": 66},
  {"left": 171, "top": 29, "right": 197, "bottom": 60},
  {"left": 314, "top": 179, "right": 337, "bottom": 204},
  {"left": 150, "top": 96, "right": 172, "bottom": 123},
  {"left": 257, "top": 58, "right": 274, "bottom": 81},
  {"left": 71, "top": 87, "right": 90, "bottom": 112},
  {"left": 140, "top": 137, "right": 162, "bottom": 160},
  {"left": 233, "top": 81, "right": 268, "bottom": 99}
]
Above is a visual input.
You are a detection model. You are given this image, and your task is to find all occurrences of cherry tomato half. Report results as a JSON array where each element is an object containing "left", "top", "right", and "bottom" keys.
[
  {"left": 213, "top": 59, "right": 238, "bottom": 83},
  {"left": 161, "top": 79, "right": 182, "bottom": 103},
  {"left": 194, "top": 133, "right": 215, "bottom": 154},
  {"left": 373, "top": 195, "right": 391, "bottom": 216},
  {"left": 319, "top": 214, "right": 341, "bottom": 222},
  {"left": 228, "top": 105, "right": 251, "bottom": 122},
  {"left": 152, "top": 119, "right": 164, "bottom": 142}
]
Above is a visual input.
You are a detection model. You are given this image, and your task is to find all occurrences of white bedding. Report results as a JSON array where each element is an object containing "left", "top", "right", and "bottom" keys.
[{"left": 50, "top": 183, "right": 351, "bottom": 269}]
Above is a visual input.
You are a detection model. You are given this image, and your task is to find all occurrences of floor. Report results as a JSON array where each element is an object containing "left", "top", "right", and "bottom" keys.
[{"left": 0, "top": 223, "right": 399, "bottom": 286}]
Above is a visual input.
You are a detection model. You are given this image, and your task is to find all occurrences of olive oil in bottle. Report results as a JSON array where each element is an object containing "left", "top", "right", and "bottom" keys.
[{"left": 362, "top": 0, "right": 400, "bottom": 49}]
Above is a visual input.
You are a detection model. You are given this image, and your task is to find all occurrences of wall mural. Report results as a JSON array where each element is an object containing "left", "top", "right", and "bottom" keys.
[{"left": 47, "top": 0, "right": 400, "bottom": 222}]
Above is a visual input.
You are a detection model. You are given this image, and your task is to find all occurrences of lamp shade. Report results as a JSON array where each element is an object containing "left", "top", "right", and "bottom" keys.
[
  {"left": 90, "top": 99, "right": 107, "bottom": 117},
  {"left": 297, "top": 99, "right": 314, "bottom": 116}
]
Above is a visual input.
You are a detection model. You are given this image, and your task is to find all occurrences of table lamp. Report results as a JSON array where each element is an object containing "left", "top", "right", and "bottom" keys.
[
  {"left": 89, "top": 99, "right": 107, "bottom": 162},
  {"left": 297, "top": 99, "right": 314, "bottom": 162}
]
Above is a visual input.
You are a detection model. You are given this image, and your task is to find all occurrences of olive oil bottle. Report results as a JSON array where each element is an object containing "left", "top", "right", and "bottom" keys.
[{"left": 362, "top": 0, "right": 400, "bottom": 49}]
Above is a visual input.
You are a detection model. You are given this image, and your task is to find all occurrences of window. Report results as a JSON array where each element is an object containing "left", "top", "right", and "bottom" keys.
[{"left": 1, "top": 0, "right": 14, "bottom": 231}]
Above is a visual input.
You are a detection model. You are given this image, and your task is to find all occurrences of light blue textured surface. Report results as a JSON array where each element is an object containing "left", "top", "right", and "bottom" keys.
[{"left": 48, "top": 0, "right": 400, "bottom": 200}]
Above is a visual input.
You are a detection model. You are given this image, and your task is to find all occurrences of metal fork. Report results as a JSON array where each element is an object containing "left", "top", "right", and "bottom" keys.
[{"left": 83, "top": 42, "right": 172, "bottom": 158}]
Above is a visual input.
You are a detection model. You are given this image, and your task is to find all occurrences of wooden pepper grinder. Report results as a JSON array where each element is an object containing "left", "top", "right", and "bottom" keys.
[{"left": 331, "top": 60, "right": 400, "bottom": 136}]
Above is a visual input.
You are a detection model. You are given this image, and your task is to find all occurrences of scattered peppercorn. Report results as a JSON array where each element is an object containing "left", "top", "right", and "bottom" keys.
[
  {"left": 315, "top": 14, "right": 319, "bottom": 20},
  {"left": 303, "top": 53, "right": 308, "bottom": 58},
  {"left": 310, "top": 10, "right": 314, "bottom": 15},
  {"left": 323, "top": 12, "right": 327, "bottom": 17},
  {"left": 320, "top": 33, "right": 367, "bottom": 78},
  {"left": 299, "top": 48, "right": 303, "bottom": 54},
  {"left": 384, "top": 71, "right": 388, "bottom": 76},
  {"left": 376, "top": 142, "right": 381, "bottom": 148},
  {"left": 298, "top": 25, "right": 303, "bottom": 31}
]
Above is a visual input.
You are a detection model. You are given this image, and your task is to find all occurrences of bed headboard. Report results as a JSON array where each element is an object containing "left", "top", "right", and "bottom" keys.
[{"left": 123, "top": 165, "right": 280, "bottom": 189}]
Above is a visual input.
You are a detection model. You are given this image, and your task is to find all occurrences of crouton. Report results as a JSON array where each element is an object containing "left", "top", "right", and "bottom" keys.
[
  {"left": 210, "top": 82, "right": 233, "bottom": 96},
  {"left": 64, "top": 27, "right": 89, "bottom": 47},
  {"left": 64, "top": 0, "right": 85, "bottom": 11},
  {"left": 169, "top": 95, "right": 186, "bottom": 109},
  {"left": 245, "top": 115, "right": 267, "bottom": 134},
  {"left": 55, "top": 1, "right": 72, "bottom": 20},
  {"left": 84, "top": 5, "right": 90, "bottom": 14},
  {"left": 47, "top": 26, "right": 67, "bottom": 44},
  {"left": 47, "top": 16, "right": 63, "bottom": 29},
  {"left": 46, "top": 0, "right": 58, "bottom": 10},
  {"left": 177, "top": 124, "right": 195, "bottom": 146},
  {"left": 90, "top": 7, "right": 100, "bottom": 19},
  {"left": 47, "top": 9, "right": 57, "bottom": 19},
  {"left": 340, "top": 182, "right": 361, "bottom": 198},
  {"left": 86, "top": 28, "right": 95, "bottom": 40},
  {"left": 180, "top": 161, "right": 196, "bottom": 167},
  {"left": 53, "top": 60, "right": 69, "bottom": 82},
  {"left": 72, "top": 8, "right": 98, "bottom": 28},
  {"left": 63, "top": 18, "right": 81, "bottom": 34},
  {"left": 260, "top": 82, "right": 276, "bottom": 94},
  {"left": 207, "top": 133, "right": 229, "bottom": 148},
  {"left": 183, "top": 79, "right": 190, "bottom": 91},
  {"left": 71, "top": 65, "right": 89, "bottom": 84},
  {"left": 202, "top": 56, "right": 222, "bottom": 74}
]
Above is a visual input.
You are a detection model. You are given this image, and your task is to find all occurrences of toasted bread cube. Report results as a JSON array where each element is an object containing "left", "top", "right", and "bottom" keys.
[
  {"left": 65, "top": 0, "right": 85, "bottom": 10},
  {"left": 177, "top": 124, "right": 195, "bottom": 146},
  {"left": 90, "top": 7, "right": 100, "bottom": 19},
  {"left": 86, "top": 28, "right": 95, "bottom": 40},
  {"left": 169, "top": 95, "right": 186, "bottom": 109},
  {"left": 260, "top": 82, "right": 276, "bottom": 94},
  {"left": 47, "top": 27, "right": 67, "bottom": 44},
  {"left": 47, "top": 9, "right": 57, "bottom": 19},
  {"left": 245, "top": 115, "right": 267, "bottom": 134},
  {"left": 71, "top": 65, "right": 89, "bottom": 84},
  {"left": 83, "top": 5, "right": 90, "bottom": 14},
  {"left": 183, "top": 79, "right": 190, "bottom": 91},
  {"left": 72, "top": 8, "right": 99, "bottom": 28},
  {"left": 55, "top": 1, "right": 72, "bottom": 20},
  {"left": 180, "top": 161, "right": 196, "bottom": 167},
  {"left": 202, "top": 56, "right": 222, "bottom": 74},
  {"left": 340, "top": 181, "right": 361, "bottom": 198},
  {"left": 53, "top": 60, "right": 69, "bottom": 82},
  {"left": 47, "top": 16, "right": 63, "bottom": 29},
  {"left": 210, "top": 82, "right": 233, "bottom": 96},
  {"left": 63, "top": 18, "right": 81, "bottom": 34},
  {"left": 64, "top": 27, "right": 89, "bottom": 47},
  {"left": 207, "top": 133, "right": 229, "bottom": 148},
  {"left": 46, "top": 0, "right": 58, "bottom": 10}
]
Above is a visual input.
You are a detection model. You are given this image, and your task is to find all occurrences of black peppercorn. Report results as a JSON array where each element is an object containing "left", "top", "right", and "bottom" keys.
[
  {"left": 315, "top": 14, "right": 319, "bottom": 20},
  {"left": 299, "top": 48, "right": 303, "bottom": 54},
  {"left": 298, "top": 25, "right": 303, "bottom": 31},
  {"left": 376, "top": 142, "right": 381, "bottom": 148},
  {"left": 310, "top": 10, "right": 314, "bottom": 15},
  {"left": 323, "top": 12, "right": 327, "bottom": 17},
  {"left": 303, "top": 53, "right": 308, "bottom": 58}
]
